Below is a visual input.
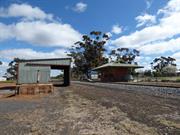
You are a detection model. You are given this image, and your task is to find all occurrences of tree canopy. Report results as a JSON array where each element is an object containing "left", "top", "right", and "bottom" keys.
[
  {"left": 109, "top": 48, "right": 140, "bottom": 64},
  {"left": 151, "top": 56, "right": 176, "bottom": 76},
  {"left": 3, "top": 58, "right": 23, "bottom": 80},
  {"left": 68, "top": 31, "right": 109, "bottom": 77}
]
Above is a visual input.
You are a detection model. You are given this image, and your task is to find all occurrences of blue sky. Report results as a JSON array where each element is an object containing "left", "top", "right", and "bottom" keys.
[{"left": 0, "top": 0, "right": 180, "bottom": 78}]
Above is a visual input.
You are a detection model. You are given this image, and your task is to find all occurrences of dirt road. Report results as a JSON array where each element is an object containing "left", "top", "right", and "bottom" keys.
[{"left": 0, "top": 84, "right": 179, "bottom": 135}]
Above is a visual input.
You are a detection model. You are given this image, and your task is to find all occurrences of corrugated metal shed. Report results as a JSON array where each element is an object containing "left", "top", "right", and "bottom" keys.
[{"left": 17, "top": 58, "right": 71, "bottom": 85}]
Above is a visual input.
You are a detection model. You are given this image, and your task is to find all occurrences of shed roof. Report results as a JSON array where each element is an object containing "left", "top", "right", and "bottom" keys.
[
  {"left": 18, "top": 58, "right": 71, "bottom": 67},
  {"left": 19, "top": 58, "right": 71, "bottom": 62},
  {"left": 93, "top": 62, "right": 144, "bottom": 70}
]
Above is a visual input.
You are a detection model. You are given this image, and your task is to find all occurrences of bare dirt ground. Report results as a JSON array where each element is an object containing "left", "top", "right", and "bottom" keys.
[{"left": 0, "top": 83, "right": 179, "bottom": 135}]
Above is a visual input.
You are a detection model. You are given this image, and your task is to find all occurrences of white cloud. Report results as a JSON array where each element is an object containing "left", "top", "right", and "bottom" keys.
[
  {"left": 172, "top": 52, "right": 180, "bottom": 58},
  {"left": 158, "top": 0, "right": 180, "bottom": 15},
  {"left": 0, "top": 48, "right": 68, "bottom": 60},
  {"left": 111, "top": 24, "right": 122, "bottom": 34},
  {"left": 135, "top": 13, "right": 156, "bottom": 27},
  {"left": 139, "top": 37, "right": 180, "bottom": 55},
  {"left": 0, "top": 23, "right": 13, "bottom": 41},
  {"left": 112, "top": 0, "right": 180, "bottom": 53},
  {"left": 0, "top": 3, "right": 53, "bottom": 20},
  {"left": 73, "top": 2, "right": 87, "bottom": 13},
  {"left": 134, "top": 56, "right": 152, "bottom": 70},
  {"left": 0, "top": 61, "right": 9, "bottom": 80},
  {"left": 0, "top": 3, "right": 82, "bottom": 48},
  {"left": 14, "top": 21, "right": 81, "bottom": 47},
  {"left": 171, "top": 51, "right": 180, "bottom": 65},
  {"left": 0, "top": 21, "right": 81, "bottom": 48}
]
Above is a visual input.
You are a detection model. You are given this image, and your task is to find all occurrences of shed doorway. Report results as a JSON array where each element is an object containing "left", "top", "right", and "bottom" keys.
[
  {"left": 50, "top": 65, "right": 70, "bottom": 86},
  {"left": 50, "top": 69, "right": 64, "bottom": 86}
]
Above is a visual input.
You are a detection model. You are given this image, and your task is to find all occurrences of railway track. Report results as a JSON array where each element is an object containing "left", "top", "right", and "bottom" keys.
[{"left": 73, "top": 81, "right": 180, "bottom": 99}]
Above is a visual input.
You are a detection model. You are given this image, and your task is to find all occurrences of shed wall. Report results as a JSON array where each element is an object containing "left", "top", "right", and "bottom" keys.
[{"left": 18, "top": 63, "right": 50, "bottom": 84}]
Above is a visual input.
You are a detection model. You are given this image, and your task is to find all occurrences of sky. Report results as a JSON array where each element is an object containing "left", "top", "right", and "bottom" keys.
[{"left": 0, "top": 0, "right": 180, "bottom": 78}]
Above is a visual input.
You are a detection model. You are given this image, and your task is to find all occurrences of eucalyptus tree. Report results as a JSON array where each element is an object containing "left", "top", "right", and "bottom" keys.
[
  {"left": 68, "top": 31, "right": 109, "bottom": 78},
  {"left": 4, "top": 58, "right": 23, "bottom": 80},
  {"left": 150, "top": 56, "right": 176, "bottom": 76},
  {"left": 109, "top": 48, "right": 140, "bottom": 64}
]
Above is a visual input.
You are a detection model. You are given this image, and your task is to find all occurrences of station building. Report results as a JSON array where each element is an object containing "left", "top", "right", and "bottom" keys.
[{"left": 93, "top": 62, "right": 143, "bottom": 82}]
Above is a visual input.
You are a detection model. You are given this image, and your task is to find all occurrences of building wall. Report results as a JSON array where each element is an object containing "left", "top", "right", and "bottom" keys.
[
  {"left": 100, "top": 67, "right": 129, "bottom": 82},
  {"left": 17, "top": 63, "right": 50, "bottom": 84}
]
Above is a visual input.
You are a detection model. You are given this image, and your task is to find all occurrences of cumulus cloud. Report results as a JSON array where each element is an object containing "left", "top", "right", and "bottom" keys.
[
  {"left": 73, "top": 2, "right": 87, "bottom": 13},
  {"left": 0, "top": 3, "right": 82, "bottom": 48},
  {"left": 0, "top": 21, "right": 81, "bottom": 48},
  {"left": 16, "top": 21, "right": 81, "bottom": 47},
  {"left": 112, "top": 0, "right": 180, "bottom": 55},
  {"left": 111, "top": 24, "right": 122, "bottom": 34},
  {"left": 0, "top": 48, "right": 68, "bottom": 60},
  {"left": 0, "top": 3, "right": 53, "bottom": 20},
  {"left": 135, "top": 13, "right": 156, "bottom": 27},
  {"left": 158, "top": 0, "right": 180, "bottom": 15}
]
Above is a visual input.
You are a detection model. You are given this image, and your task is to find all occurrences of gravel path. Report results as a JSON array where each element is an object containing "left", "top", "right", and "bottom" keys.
[{"left": 0, "top": 84, "right": 179, "bottom": 135}]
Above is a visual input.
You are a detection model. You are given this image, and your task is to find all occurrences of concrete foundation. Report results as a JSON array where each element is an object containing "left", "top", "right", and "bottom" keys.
[{"left": 18, "top": 84, "right": 54, "bottom": 95}]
